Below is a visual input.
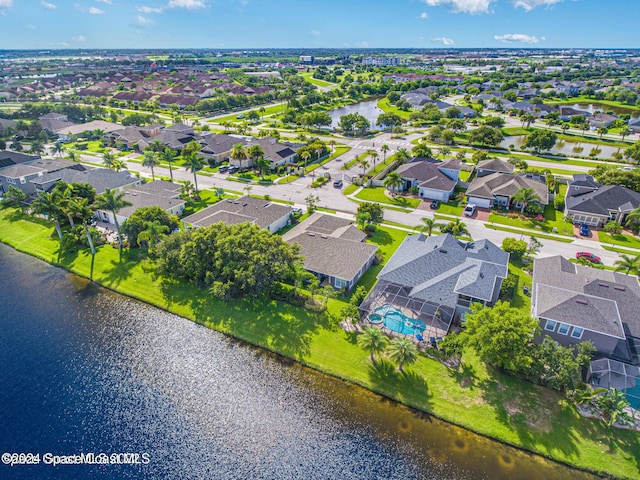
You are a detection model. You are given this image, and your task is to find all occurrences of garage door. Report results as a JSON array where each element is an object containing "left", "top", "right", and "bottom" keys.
[{"left": 467, "top": 197, "right": 491, "bottom": 209}]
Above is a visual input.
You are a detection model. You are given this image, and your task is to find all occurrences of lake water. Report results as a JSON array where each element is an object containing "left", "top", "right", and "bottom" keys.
[
  {"left": 0, "top": 244, "right": 596, "bottom": 480},
  {"left": 329, "top": 100, "right": 383, "bottom": 130},
  {"left": 558, "top": 103, "right": 640, "bottom": 119},
  {"left": 500, "top": 135, "right": 622, "bottom": 159}
]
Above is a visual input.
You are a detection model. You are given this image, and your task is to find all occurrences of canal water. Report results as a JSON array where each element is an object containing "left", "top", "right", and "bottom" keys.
[
  {"left": 0, "top": 244, "right": 596, "bottom": 480},
  {"left": 500, "top": 134, "right": 622, "bottom": 159}
]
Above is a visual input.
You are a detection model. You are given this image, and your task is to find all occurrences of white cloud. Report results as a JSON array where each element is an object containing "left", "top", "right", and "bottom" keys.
[
  {"left": 41, "top": 1, "right": 57, "bottom": 9},
  {"left": 421, "top": 0, "right": 494, "bottom": 14},
  {"left": 310, "top": 29, "right": 320, "bottom": 36},
  {"left": 420, "top": 12, "right": 428, "bottom": 19},
  {"left": 137, "top": 5, "right": 164, "bottom": 13},
  {"left": 72, "top": 35, "right": 87, "bottom": 42},
  {"left": 494, "top": 33, "right": 544, "bottom": 43},
  {"left": 88, "top": 6, "right": 105, "bottom": 14},
  {"left": 431, "top": 36, "right": 455, "bottom": 45},
  {"left": 135, "top": 14, "right": 153, "bottom": 25},
  {"left": 0, "top": 0, "right": 13, "bottom": 14},
  {"left": 511, "top": 0, "right": 565, "bottom": 11},
  {"left": 27, "top": 23, "right": 36, "bottom": 29},
  {"left": 167, "top": 0, "right": 205, "bottom": 9},
  {"left": 95, "top": 0, "right": 112, "bottom": 4},
  {"left": 355, "top": 41, "right": 369, "bottom": 48}
]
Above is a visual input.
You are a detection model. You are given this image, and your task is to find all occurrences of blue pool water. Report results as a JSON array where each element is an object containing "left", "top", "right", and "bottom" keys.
[
  {"left": 624, "top": 383, "right": 640, "bottom": 410},
  {"left": 374, "top": 304, "right": 426, "bottom": 336}
]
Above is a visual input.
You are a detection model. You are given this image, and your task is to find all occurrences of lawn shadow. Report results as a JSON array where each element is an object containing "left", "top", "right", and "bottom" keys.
[
  {"left": 102, "top": 256, "right": 134, "bottom": 287},
  {"left": 366, "top": 358, "right": 433, "bottom": 411},
  {"left": 368, "top": 228, "right": 393, "bottom": 247},
  {"left": 448, "top": 361, "right": 478, "bottom": 390}
]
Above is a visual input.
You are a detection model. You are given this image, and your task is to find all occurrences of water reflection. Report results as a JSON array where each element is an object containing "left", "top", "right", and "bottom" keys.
[
  {"left": 329, "top": 100, "right": 384, "bottom": 130},
  {"left": 0, "top": 244, "right": 596, "bottom": 479},
  {"left": 500, "top": 135, "right": 622, "bottom": 159}
]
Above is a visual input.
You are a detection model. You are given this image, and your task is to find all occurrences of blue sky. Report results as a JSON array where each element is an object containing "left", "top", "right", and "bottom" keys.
[{"left": 0, "top": 0, "right": 638, "bottom": 50}]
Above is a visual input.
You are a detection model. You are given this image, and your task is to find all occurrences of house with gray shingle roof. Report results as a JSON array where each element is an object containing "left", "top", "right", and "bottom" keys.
[
  {"left": 394, "top": 157, "right": 461, "bottom": 201},
  {"left": 360, "top": 234, "right": 508, "bottom": 335},
  {"left": 466, "top": 172, "right": 548, "bottom": 210},
  {"left": 182, "top": 195, "right": 292, "bottom": 234},
  {"left": 564, "top": 174, "right": 640, "bottom": 227},
  {"left": 32, "top": 167, "right": 140, "bottom": 196},
  {"left": 476, "top": 158, "right": 514, "bottom": 177},
  {"left": 282, "top": 213, "right": 378, "bottom": 291},
  {"left": 532, "top": 255, "right": 640, "bottom": 365}
]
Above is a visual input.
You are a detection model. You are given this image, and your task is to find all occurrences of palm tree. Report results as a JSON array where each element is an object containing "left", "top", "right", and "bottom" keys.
[
  {"left": 137, "top": 220, "right": 169, "bottom": 250},
  {"left": 620, "top": 126, "right": 631, "bottom": 142},
  {"left": 66, "top": 149, "right": 80, "bottom": 163},
  {"left": 358, "top": 159, "right": 370, "bottom": 177},
  {"left": 95, "top": 188, "right": 132, "bottom": 251},
  {"left": 386, "top": 337, "right": 418, "bottom": 372},
  {"left": 53, "top": 142, "right": 64, "bottom": 158},
  {"left": 511, "top": 187, "right": 541, "bottom": 214},
  {"left": 111, "top": 159, "right": 127, "bottom": 172},
  {"left": 180, "top": 181, "right": 195, "bottom": 200},
  {"left": 418, "top": 217, "right": 439, "bottom": 237},
  {"left": 439, "top": 146, "right": 451, "bottom": 159},
  {"left": 441, "top": 218, "right": 469, "bottom": 237},
  {"left": 256, "top": 157, "right": 270, "bottom": 181},
  {"left": 329, "top": 139, "right": 336, "bottom": 154},
  {"left": 412, "top": 143, "right": 432, "bottom": 158},
  {"left": 74, "top": 197, "right": 97, "bottom": 256},
  {"left": 102, "top": 151, "right": 115, "bottom": 170},
  {"left": 142, "top": 150, "right": 161, "bottom": 181},
  {"left": 380, "top": 144, "right": 390, "bottom": 165},
  {"left": 614, "top": 254, "right": 640, "bottom": 275},
  {"left": 383, "top": 171, "right": 403, "bottom": 196},
  {"left": 369, "top": 150, "right": 380, "bottom": 172},
  {"left": 247, "top": 144, "right": 264, "bottom": 169},
  {"left": 597, "top": 126, "right": 608, "bottom": 139},
  {"left": 32, "top": 191, "right": 64, "bottom": 243},
  {"left": 289, "top": 260, "right": 313, "bottom": 298},
  {"left": 593, "top": 388, "right": 631, "bottom": 427},
  {"left": 182, "top": 152, "right": 204, "bottom": 192},
  {"left": 625, "top": 206, "right": 640, "bottom": 233},
  {"left": 315, "top": 145, "right": 325, "bottom": 167},
  {"left": 357, "top": 327, "right": 389, "bottom": 363},
  {"left": 230, "top": 143, "right": 248, "bottom": 170},
  {"left": 160, "top": 147, "right": 177, "bottom": 183},
  {"left": 299, "top": 150, "right": 312, "bottom": 173},
  {"left": 396, "top": 147, "right": 411, "bottom": 165},
  {"left": 30, "top": 140, "right": 44, "bottom": 155}
]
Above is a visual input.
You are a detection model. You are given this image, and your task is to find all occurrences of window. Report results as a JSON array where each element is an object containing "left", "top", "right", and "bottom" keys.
[
  {"left": 335, "top": 278, "right": 347, "bottom": 289},
  {"left": 7, "top": 177, "right": 16, "bottom": 184},
  {"left": 544, "top": 319, "right": 557, "bottom": 332},
  {"left": 557, "top": 323, "right": 570, "bottom": 335},
  {"left": 571, "top": 327, "right": 584, "bottom": 339}
]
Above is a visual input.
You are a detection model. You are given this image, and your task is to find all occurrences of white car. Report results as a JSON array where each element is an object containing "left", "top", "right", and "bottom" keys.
[{"left": 463, "top": 204, "right": 476, "bottom": 217}]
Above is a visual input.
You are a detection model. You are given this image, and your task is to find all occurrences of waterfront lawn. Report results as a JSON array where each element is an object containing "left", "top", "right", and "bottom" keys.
[
  {"left": 377, "top": 98, "right": 412, "bottom": 120},
  {"left": 1, "top": 207, "right": 639, "bottom": 480},
  {"left": 355, "top": 187, "right": 420, "bottom": 209}
]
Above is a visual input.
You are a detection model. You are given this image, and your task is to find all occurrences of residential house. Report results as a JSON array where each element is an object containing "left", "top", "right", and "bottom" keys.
[
  {"left": 564, "top": 174, "right": 640, "bottom": 227},
  {"left": 0, "top": 155, "right": 76, "bottom": 196},
  {"left": 588, "top": 112, "right": 618, "bottom": 129},
  {"left": 394, "top": 157, "right": 461, "bottom": 201},
  {"left": 198, "top": 134, "right": 246, "bottom": 164},
  {"left": 476, "top": 158, "right": 514, "bottom": 177},
  {"left": 531, "top": 255, "right": 640, "bottom": 365},
  {"left": 54, "top": 120, "right": 122, "bottom": 137},
  {"left": 181, "top": 195, "right": 292, "bottom": 234},
  {"left": 466, "top": 172, "right": 549, "bottom": 209},
  {"left": 107, "top": 124, "right": 163, "bottom": 151},
  {"left": 559, "top": 106, "right": 591, "bottom": 122},
  {"left": 38, "top": 112, "right": 75, "bottom": 134},
  {"left": 96, "top": 180, "right": 185, "bottom": 225},
  {"left": 360, "top": 234, "right": 509, "bottom": 336},
  {"left": 282, "top": 213, "right": 378, "bottom": 291},
  {"left": 31, "top": 167, "right": 140, "bottom": 196},
  {"left": 245, "top": 138, "right": 298, "bottom": 168},
  {"left": 629, "top": 118, "right": 640, "bottom": 134}
]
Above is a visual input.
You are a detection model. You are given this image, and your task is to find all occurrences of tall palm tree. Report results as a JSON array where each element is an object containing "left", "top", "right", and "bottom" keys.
[
  {"left": 625, "top": 206, "right": 640, "bottom": 233},
  {"left": 142, "top": 150, "right": 161, "bottom": 181},
  {"left": 386, "top": 337, "right": 418, "bottom": 372},
  {"left": 102, "top": 151, "right": 115, "bottom": 170},
  {"left": 137, "top": 220, "right": 169, "bottom": 250},
  {"left": 329, "top": 139, "right": 336, "bottom": 154},
  {"left": 247, "top": 144, "right": 264, "bottom": 169},
  {"left": 111, "top": 159, "right": 127, "bottom": 172},
  {"left": 380, "top": 144, "right": 390, "bottom": 164},
  {"left": 53, "top": 142, "right": 64, "bottom": 158},
  {"left": 289, "top": 260, "right": 313, "bottom": 298},
  {"left": 441, "top": 218, "right": 469, "bottom": 237},
  {"left": 383, "top": 171, "right": 403, "bottom": 196},
  {"left": 299, "top": 150, "right": 312, "bottom": 173},
  {"left": 32, "top": 191, "right": 64, "bottom": 243},
  {"left": 230, "top": 143, "right": 248, "bottom": 170},
  {"left": 66, "top": 149, "right": 80, "bottom": 163},
  {"left": 511, "top": 187, "right": 541, "bottom": 214},
  {"left": 180, "top": 181, "right": 195, "bottom": 200},
  {"left": 315, "top": 145, "right": 325, "bottom": 166},
  {"left": 369, "top": 150, "right": 380, "bottom": 172},
  {"left": 182, "top": 153, "right": 204, "bottom": 192},
  {"left": 95, "top": 188, "right": 132, "bottom": 250},
  {"left": 74, "top": 197, "right": 97, "bottom": 256},
  {"left": 614, "top": 254, "right": 640, "bottom": 275},
  {"left": 396, "top": 148, "right": 411, "bottom": 165},
  {"left": 256, "top": 157, "right": 270, "bottom": 181},
  {"left": 597, "top": 126, "right": 608, "bottom": 139},
  {"left": 160, "top": 147, "right": 177, "bottom": 183},
  {"left": 418, "top": 217, "right": 440, "bottom": 237},
  {"left": 358, "top": 159, "right": 370, "bottom": 177},
  {"left": 357, "top": 327, "right": 388, "bottom": 363},
  {"left": 620, "top": 126, "right": 631, "bottom": 142}
]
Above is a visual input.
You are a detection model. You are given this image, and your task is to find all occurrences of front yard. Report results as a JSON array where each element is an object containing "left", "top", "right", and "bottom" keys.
[
  {"left": 488, "top": 204, "right": 574, "bottom": 237},
  {"left": 355, "top": 186, "right": 421, "bottom": 209},
  {"left": 597, "top": 230, "right": 640, "bottom": 250}
]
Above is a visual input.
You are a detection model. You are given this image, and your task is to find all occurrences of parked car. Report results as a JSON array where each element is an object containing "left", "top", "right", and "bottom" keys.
[
  {"left": 579, "top": 224, "right": 590, "bottom": 236},
  {"left": 228, "top": 166, "right": 239, "bottom": 174},
  {"left": 218, "top": 165, "right": 229, "bottom": 173},
  {"left": 576, "top": 251, "right": 602, "bottom": 264},
  {"left": 430, "top": 200, "right": 440, "bottom": 210},
  {"left": 463, "top": 203, "right": 476, "bottom": 217},
  {"left": 333, "top": 179, "right": 343, "bottom": 188},
  {"left": 236, "top": 114, "right": 245, "bottom": 119}
]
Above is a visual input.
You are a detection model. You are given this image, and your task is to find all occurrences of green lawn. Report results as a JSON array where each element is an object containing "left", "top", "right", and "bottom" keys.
[
  {"left": 355, "top": 187, "right": 421, "bottom": 209},
  {"left": 597, "top": 230, "right": 640, "bottom": 250},
  {"left": 376, "top": 98, "right": 412, "bottom": 120},
  {"left": 1, "top": 208, "right": 639, "bottom": 479},
  {"left": 488, "top": 205, "right": 574, "bottom": 237},
  {"left": 459, "top": 170, "right": 472, "bottom": 182},
  {"left": 484, "top": 224, "right": 574, "bottom": 243},
  {"left": 436, "top": 201, "right": 463, "bottom": 216},
  {"left": 343, "top": 184, "right": 358, "bottom": 195},
  {"left": 181, "top": 189, "right": 234, "bottom": 217},
  {"left": 300, "top": 72, "right": 337, "bottom": 88}
]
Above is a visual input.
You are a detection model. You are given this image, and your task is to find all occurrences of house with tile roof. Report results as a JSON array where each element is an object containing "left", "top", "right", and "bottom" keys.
[
  {"left": 181, "top": 195, "right": 292, "bottom": 234},
  {"left": 394, "top": 157, "right": 461, "bottom": 201},
  {"left": 466, "top": 172, "right": 549, "bottom": 210},
  {"left": 282, "top": 213, "right": 378, "bottom": 291},
  {"left": 360, "top": 234, "right": 508, "bottom": 335},
  {"left": 564, "top": 174, "right": 640, "bottom": 227},
  {"left": 532, "top": 255, "right": 640, "bottom": 365}
]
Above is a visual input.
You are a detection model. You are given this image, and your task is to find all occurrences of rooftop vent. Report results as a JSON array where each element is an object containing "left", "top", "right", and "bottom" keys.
[
  {"left": 308, "top": 232, "right": 315, "bottom": 236},
  {"left": 242, "top": 203, "right": 247, "bottom": 207},
  {"left": 598, "top": 283, "right": 609, "bottom": 288},
  {"left": 576, "top": 299, "right": 588, "bottom": 305},
  {"left": 439, "top": 249, "right": 448, "bottom": 254},
  {"left": 614, "top": 286, "right": 626, "bottom": 291},
  {"left": 321, "top": 234, "right": 328, "bottom": 239}
]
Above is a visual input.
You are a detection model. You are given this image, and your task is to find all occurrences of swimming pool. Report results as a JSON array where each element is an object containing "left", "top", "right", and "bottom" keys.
[{"left": 373, "top": 304, "right": 426, "bottom": 336}]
